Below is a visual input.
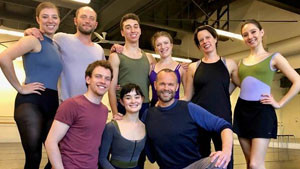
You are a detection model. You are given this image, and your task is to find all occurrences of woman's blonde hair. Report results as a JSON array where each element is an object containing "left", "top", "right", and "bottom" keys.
[
  {"left": 151, "top": 31, "right": 173, "bottom": 49},
  {"left": 36, "top": 2, "right": 59, "bottom": 17}
]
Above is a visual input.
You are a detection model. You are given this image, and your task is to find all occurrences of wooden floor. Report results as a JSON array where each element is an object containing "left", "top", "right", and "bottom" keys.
[{"left": 0, "top": 143, "right": 299, "bottom": 169}]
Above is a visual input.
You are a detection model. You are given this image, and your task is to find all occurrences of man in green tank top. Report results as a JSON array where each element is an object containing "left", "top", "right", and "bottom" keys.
[{"left": 108, "top": 13, "right": 156, "bottom": 120}]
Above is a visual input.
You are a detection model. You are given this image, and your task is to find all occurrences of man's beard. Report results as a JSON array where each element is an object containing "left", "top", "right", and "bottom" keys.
[
  {"left": 78, "top": 25, "right": 95, "bottom": 35},
  {"left": 157, "top": 90, "right": 175, "bottom": 103}
]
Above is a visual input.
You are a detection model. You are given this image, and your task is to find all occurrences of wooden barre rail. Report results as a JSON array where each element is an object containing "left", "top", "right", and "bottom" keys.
[{"left": 0, "top": 121, "right": 15, "bottom": 124}]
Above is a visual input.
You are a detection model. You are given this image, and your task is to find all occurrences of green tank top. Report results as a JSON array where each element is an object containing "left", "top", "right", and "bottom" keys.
[
  {"left": 239, "top": 53, "right": 277, "bottom": 87},
  {"left": 117, "top": 51, "right": 150, "bottom": 102}
]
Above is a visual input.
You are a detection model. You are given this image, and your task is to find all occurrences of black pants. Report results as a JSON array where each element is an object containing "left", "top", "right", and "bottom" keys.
[
  {"left": 14, "top": 89, "right": 59, "bottom": 169},
  {"left": 198, "top": 129, "right": 234, "bottom": 169}
]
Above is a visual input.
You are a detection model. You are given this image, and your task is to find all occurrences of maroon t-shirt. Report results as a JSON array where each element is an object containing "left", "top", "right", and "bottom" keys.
[{"left": 55, "top": 95, "right": 108, "bottom": 169}]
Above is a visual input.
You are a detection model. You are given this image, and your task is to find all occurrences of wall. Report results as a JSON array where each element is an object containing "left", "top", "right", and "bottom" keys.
[{"left": 0, "top": 45, "right": 24, "bottom": 142}]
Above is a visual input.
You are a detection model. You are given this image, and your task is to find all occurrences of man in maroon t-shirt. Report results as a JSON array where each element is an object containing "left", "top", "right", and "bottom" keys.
[{"left": 45, "top": 60, "right": 113, "bottom": 169}]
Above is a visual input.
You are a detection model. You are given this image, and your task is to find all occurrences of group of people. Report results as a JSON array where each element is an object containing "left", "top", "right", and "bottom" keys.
[{"left": 0, "top": 1, "right": 300, "bottom": 169}]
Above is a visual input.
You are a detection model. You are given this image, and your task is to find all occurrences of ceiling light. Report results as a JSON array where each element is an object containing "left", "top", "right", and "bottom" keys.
[
  {"left": 0, "top": 27, "right": 24, "bottom": 37},
  {"left": 215, "top": 29, "right": 243, "bottom": 40},
  {"left": 150, "top": 53, "right": 192, "bottom": 63},
  {"left": 71, "top": 0, "right": 91, "bottom": 4}
]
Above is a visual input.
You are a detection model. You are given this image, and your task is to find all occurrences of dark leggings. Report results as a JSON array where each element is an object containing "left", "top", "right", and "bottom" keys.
[{"left": 14, "top": 89, "right": 58, "bottom": 169}]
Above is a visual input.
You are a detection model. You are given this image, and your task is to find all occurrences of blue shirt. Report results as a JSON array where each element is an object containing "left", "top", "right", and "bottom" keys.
[{"left": 143, "top": 100, "right": 232, "bottom": 169}]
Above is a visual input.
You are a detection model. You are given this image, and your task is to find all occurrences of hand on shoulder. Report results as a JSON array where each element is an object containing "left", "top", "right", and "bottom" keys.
[{"left": 24, "top": 27, "right": 44, "bottom": 41}]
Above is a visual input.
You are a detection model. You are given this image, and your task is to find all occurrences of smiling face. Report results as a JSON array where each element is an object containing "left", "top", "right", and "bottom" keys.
[
  {"left": 155, "top": 70, "right": 179, "bottom": 106},
  {"left": 36, "top": 8, "right": 60, "bottom": 37},
  {"left": 154, "top": 35, "right": 173, "bottom": 59},
  {"left": 120, "top": 89, "right": 143, "bottom": 114},
  {"left": 197, "top": 30, "right": 217, "bottom": 53},
  {"left": 121, "top": 19, "right": 141, "bottom": 43},
  {"left": 86, "top": 66, "right": 112, "bottom": 97},
  {"left": 74, "top": 7, "right": 98, "bottom": 35},
  {"left": 241, "top": 23, "right": 264, "bottom": 48}
]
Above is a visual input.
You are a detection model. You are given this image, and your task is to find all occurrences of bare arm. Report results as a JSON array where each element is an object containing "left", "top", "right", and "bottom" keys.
[
  {"left": 179, "top": 63, "right": 188, "bottom": 96},
  {"left": 181, "top": 62, "right": 197, "bottom": 101},
  {"left": 146, "top": 53, "right": 157, "bottom": 70},
  {"left": 108, "top": 53, "right": 122, "bottom": 119},
  {"left": 228, "top": 82, "right": 236, "bottom": 95},
  {"left": 210, "top": 128, "right": 233, "bottom": 168},
  {"left": 0, "top": 36, "right": 45, "bottom": 94},
  {"left": 45, "top": 120, "right": 70, "bottom": 169},
  {"left": 226, "top": 58, "right": 240, "bottom": 94},
  {"left": 261, "top": 54, "right": 300, "bottom": 108}
]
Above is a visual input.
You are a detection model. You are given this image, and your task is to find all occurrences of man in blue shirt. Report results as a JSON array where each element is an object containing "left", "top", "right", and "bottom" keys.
[{"left": 143, "top": 68, "right": 233, "bottom": 169}]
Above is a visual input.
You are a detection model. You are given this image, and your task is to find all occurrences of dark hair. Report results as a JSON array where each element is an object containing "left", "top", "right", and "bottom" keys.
[
  {"left": 193, "top": 25, "right": 218, "bottom": 48},
  {"left": 151, "top": 31, "right": 173, "bottom": 49},
  {"left": 36, "top": 2, "right": 59, "bottom": 17},
  {"left": 241, "top": 19, "right": 263, "bottom": 33},
  {"left": 120, "top": 13, "right": 140, "bottom": 30},
  {"left": 85, "top": 60, "right": 113, "bottom": 87},
  {"left": 75, "top": 6, "right": 97, "bottom": 19},
  {"left": 156, "top": 68, "right": 178, "bottom": 83},
  {"left": 120, "top": 83, "right": 144, "bottom": 100}
]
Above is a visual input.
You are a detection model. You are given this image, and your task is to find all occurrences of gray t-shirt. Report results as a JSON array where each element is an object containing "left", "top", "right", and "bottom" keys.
[{"left": 54, "top": 33, "right": 105, "bottom": 101}]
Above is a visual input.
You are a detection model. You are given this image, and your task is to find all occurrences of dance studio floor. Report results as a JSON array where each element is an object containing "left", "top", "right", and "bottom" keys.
[{"left": 0, "top": 143, "right": 299, "bottom": 169}]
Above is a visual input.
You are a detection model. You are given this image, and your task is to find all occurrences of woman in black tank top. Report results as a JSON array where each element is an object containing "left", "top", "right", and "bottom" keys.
[{"left": 183, "top": 25, "right": 239, "bottom": 169}]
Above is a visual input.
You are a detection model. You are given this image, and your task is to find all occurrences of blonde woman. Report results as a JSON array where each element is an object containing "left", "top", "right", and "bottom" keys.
[{"left": 149, "top": 31, "right": 187, "bottom": 106}]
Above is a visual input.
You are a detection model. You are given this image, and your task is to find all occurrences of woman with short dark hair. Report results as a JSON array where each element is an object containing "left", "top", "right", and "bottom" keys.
[
  {"left": 183, "top": 25, "right": 239, "bottom": 169},
  {"left": 99, "top": 83, "right": 146, "bottom": 169}
]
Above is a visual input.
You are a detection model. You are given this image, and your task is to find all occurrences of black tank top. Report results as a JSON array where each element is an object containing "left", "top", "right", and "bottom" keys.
[{"left": 191, "top": 58, "right": 232, "bottom": 123}]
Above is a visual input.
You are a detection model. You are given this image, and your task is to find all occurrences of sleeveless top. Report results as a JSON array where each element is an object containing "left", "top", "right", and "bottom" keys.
[
  {"left": 149, "top": 64, "right": 181, "bottom": 106},
  {"left": 118, "top": 51, "right": 150, "bottom": 102},
  {"left": 23, "top": 35, "right": 62, "bottom": 91},
  {"left": 239, "top": 53, "right": 277, "bottom": 101},
  {"left": 191, "top": 58, "right": 232, "bottom": 123}
]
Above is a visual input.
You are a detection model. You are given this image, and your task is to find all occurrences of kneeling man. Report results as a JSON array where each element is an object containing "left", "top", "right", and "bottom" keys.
[
  {"left": 45, "top": 60, "right": 113, "bottom": 169},
  {"left": 144, "top": 69, "right": 232, "bottom": 169}
]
